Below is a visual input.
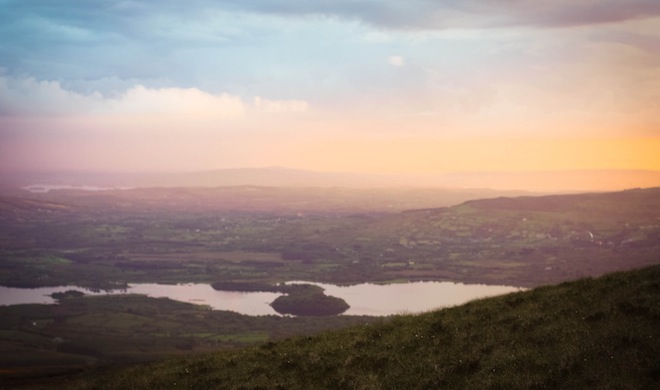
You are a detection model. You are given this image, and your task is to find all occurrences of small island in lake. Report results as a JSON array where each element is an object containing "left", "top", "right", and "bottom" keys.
[
  {"left": 51, "top": 290, "right": 85, "bottom": 300},
  {"left": 212, "top": 282, "right": 350, "bottom": 316},
  {"left": 270, "top": 292, "right": 349, "bottom": 316}
]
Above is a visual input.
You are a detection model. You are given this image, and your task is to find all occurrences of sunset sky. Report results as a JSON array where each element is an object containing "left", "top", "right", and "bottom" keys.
[{"left": 1, "top": 1, "right": 659, "bottom": 174}]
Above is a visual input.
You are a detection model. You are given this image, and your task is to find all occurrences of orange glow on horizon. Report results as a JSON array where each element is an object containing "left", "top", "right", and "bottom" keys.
[{"left": 282, "top": 137, "right": 660, "bottom": 174}]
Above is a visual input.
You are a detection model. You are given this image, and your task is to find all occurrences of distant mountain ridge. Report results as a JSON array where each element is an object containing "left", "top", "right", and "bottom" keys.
[{"left": 2, "top": 167, "right": 659, "bottom": 192}]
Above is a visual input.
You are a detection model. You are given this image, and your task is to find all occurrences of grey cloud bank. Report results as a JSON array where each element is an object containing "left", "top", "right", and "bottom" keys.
[{"left": 2, "top": 0, "right": 658, "bottom": 111}]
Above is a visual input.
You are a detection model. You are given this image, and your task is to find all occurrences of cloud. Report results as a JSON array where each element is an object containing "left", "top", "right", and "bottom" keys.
[
  {"left": 107, "top": 86, "right": 246, "bottom": 118},
  {"left": 593, "top": 30, "right": 660, "bottom": 58},
  {"left": 0, "top": 75, "right": 312, "bottom": 130},
  {"left": 388, "top": 56, "right": 405, "bottom": 67},
  {"left": 481, "top": 0, "right": 660, "bottom": 29},
  {"left": 3, "top": 1, "right": 659, "bottom": 40},
  {"left": 211, "top": 0, "right": 660, "bottom": 30},
  {"left": 0, "top": 76, "right": 246, "bottom": 119},
  {"left": 253, "top": 96, "right": 309, "bottom": 114},
  {"left": 2, "top": 1, "right": 657, "bottom": 102},
  {"left": 0, "top": 76, "right": 103, "bottom": 116}
]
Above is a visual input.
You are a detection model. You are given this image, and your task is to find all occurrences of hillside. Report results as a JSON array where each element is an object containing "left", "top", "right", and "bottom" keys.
[
  {"left": 278, "top": 187, "right": 660, "bottom": 286},
  {"left": 9, "top": 185, "right": 533, "bottom": 214},
  {"left": 15, "top": 265, "right": 660, "bottom": 389}
]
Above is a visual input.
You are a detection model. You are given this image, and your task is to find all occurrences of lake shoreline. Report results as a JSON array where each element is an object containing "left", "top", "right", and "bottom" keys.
[{"left": 0, "top": 280, "right": 523, "bottom": 316}]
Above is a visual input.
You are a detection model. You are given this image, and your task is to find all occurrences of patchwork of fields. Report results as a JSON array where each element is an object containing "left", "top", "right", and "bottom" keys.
[{"left": 1, "top": 186, "right": 659, "bottom": 382}]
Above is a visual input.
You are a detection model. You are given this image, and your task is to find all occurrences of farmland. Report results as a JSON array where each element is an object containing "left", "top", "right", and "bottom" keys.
[
  {"left": 1, "top": 187, "right": 659, "bottom": 290},
  {"left": 1, "top": 186, "right": 659, "bottom": 381}
]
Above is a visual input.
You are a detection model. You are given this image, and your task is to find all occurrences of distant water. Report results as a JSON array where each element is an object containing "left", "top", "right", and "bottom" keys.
[
  {"left": 0, "top": 281, "right": 523, "bottom": 316},
  {"left": 22, "top": 184, "right": 131, "bottom": 193},
  {"left": 289, "top": 281, "right": 524, "bottom": 316},
  {"left": 0, "top": 284, "right": 281, "bottom": 316}
]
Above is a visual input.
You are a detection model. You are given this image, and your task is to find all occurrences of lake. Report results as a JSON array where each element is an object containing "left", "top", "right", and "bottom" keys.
[
  {"left": 22, "top": 184, "right": 131, "bottom": 193},
  {"left": 0, "top": 281, "right": 523, "bottom": 316},
  {"left": 296, "top": 281, "right": 522, "bottom": 316}
]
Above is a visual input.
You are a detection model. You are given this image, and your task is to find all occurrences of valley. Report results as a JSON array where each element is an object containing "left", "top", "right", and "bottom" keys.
[
  {"left": 1, "top": 187, "right": 658, "bottom": 290},
  {"left": 1, "top": 185, "right": 659, "bottom": 384}
]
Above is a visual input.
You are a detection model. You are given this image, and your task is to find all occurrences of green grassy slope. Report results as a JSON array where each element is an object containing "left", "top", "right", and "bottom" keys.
[{"left": 19, "top": 265, "right": 660, "bottom": 390}]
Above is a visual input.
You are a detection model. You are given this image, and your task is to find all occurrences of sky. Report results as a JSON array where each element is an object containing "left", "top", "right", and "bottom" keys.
[{"left": 1, "top": 0, "right": 659, "bottom": 175}]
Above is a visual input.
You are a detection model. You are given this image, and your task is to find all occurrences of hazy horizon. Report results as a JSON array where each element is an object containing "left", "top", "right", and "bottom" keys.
[
  {"left": 3, "top": 166, "right": 659, "bottom": 193},
  {"left": 1, "top": 2, "right": 659, "bottom": 183}
]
